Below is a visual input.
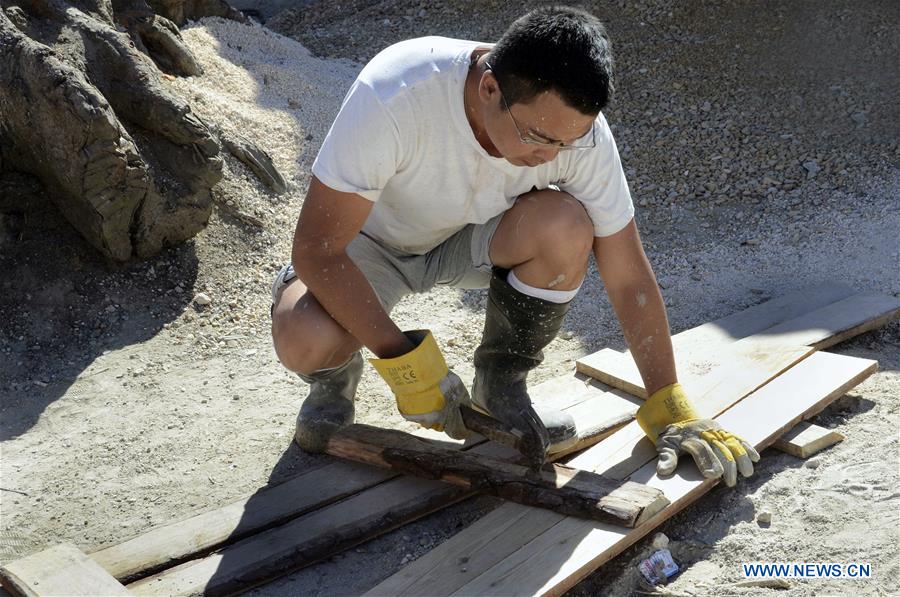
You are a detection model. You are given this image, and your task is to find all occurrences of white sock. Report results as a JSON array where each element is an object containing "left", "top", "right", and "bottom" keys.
[{"left": 507, "top": 270, "right": 580, "bottom": 304}]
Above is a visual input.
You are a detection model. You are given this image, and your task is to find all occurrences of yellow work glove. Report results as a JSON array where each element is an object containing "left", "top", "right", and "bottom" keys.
[
  {"left": 636, "top": 383, "right": 760, "bottom": 487},
  {"left": 370, "top": 330, "right": 471, "bottom": 440}
]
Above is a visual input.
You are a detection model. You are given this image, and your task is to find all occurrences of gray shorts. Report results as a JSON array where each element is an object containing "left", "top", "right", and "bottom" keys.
[{"left": 271, "top": 214, "right": 503, "bottom": 313}]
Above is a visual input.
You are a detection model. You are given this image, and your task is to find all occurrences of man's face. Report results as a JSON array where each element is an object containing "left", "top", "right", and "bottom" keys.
[{"left": 481, "top": 76, "right": 597, "bottom": 167}]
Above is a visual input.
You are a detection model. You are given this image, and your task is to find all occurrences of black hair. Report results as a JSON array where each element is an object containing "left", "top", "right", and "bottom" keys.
[{"left": 487, "top": 6, "right": 615, "bottom": 115}]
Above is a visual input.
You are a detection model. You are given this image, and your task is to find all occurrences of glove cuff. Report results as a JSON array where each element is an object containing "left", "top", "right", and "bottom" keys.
[
  {"left": 370, "top": 330, "right": 449, "bottom": 415},
  {"left": 635, "top": 382, "right": 700, "bottom": 441}
]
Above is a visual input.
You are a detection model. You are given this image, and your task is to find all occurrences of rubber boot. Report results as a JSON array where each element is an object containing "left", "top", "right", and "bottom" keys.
[
  {"left": 294, "top": 352, "right": 364, "bottom": 453},
  {"left": 472, "top": 269, "right": 578, "bottom": 467}
]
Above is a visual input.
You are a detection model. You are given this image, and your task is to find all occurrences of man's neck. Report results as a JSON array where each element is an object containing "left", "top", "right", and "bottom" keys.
[{"left": 463, "top": 49, "right": 501, "bottom": 157}]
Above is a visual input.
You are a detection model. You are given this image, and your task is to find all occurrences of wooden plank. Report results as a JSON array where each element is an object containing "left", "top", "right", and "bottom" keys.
[
  {"left": 325, "top": 424, "right": 668, "bottom": 527},
  {"left": 532, "top": 375, "right": 640, "bottom": 457},
  {"left": 773, "top": 421, "right": 845, "bottom": 458},
  {"left": 90, "top": 461, "right": 394, "bottom": 581},
  {"left": 372, "top": 352, "right": 876, "bottom": 597},
  {"left": 1, "top": 543, "right": 131, "bottom": 596},
  {"left": 121, "top": 384, "right": 633, "bottom": 595},
  {"left": 573, "top": 283, "right": 855, "bottom": 396},
  {"left": 127, "top": 470, "right": 470, "bottom": 596},
  {"left": 769, "top": 293, "right": 900, "bottom": 350},
  {"left": 645, "top": 283, "right": 855, "bottom": 354},
  {"left": 569, "top": 342, "right": 814, "bottom": 480},
  {"left": 577, "top": 292, "right": 899, "bottom": 398}
]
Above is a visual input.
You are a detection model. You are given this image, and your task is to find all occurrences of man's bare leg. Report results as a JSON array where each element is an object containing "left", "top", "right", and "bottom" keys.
[{"left": 272, "top": 277, "right": 364, "bottom": 452}]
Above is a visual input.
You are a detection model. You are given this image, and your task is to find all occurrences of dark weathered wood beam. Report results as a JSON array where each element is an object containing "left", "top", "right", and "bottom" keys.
[{"left": 325, "top": 424, "right": 668, "bottom": 528}]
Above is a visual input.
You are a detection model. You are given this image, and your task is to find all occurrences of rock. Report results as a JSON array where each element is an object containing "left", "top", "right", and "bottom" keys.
[
  {"left": 805, "top": 458, "right": 822, "bottom": 469},
  {"left": 194, "top": 292, "right": 212, "bottom": 306},
  {"left": 651, "top": 532, "right": 669, "bottom": 550},
  {"left": 802, "top": 160, "right": 821, "bottom": 177},
  {"left": 756, "top": 511, "right": 772, "bottom": 525}
]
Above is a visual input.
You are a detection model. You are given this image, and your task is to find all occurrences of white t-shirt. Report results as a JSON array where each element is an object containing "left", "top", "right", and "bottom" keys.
[{"left": 312, "top": 36, "right": 634, "bottom": 255}]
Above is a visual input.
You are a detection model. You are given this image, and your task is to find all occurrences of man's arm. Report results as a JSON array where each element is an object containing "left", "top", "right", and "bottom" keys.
[
  {"left": 292, "top": 176, "right": 414, "bottom": 359},
  {"left": 293, "top": 177, "right": 470, "bottom": 439},
  {"left": 593, "top": 218, "right": 759, "bottom": 486},
  {"left": 592, "top": 218, "right": 676, "bottom": 395}
]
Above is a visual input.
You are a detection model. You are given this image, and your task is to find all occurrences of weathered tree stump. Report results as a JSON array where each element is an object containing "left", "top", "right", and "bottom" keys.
[{"left": 0, "top": 0, "right": 279, "bottom": 261}]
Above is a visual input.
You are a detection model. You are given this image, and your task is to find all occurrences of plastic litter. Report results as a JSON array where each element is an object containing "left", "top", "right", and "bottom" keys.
[{"left": 639, "top": 533, "right": 680, "bottom": 586}]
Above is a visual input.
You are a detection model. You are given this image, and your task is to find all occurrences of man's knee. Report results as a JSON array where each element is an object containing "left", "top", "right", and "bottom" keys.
[
  {"left": 523, "top": 189, "right": 594, "bottom": 263},
  {"left": 271, "top": 301, "right": 353, "bottom": 376}
]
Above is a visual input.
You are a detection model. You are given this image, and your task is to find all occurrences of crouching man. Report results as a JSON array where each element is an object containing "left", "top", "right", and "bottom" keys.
[{"left": 271, "top": 6, "right": 758, "bottom": 484}]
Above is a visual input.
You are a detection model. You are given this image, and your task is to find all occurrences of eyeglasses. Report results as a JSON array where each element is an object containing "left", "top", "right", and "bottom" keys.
[{"left": 485, "top": 62, "right": 596, "bottom": 151}]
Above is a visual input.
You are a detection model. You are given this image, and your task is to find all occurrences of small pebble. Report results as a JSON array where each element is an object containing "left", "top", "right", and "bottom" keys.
[
  {"left": 194, "top": 292, "right": 212, "bottom": 306},
  {"left": 805, "top": 458, "right": 822, "bottom": 469},
  {"left": 757, "top": 511, "right": 772, "bottom": 525}
]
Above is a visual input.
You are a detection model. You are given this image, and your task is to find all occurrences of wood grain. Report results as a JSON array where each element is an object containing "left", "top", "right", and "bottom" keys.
[
  {"left": 325, "top": 424, "right": 669, "bottom": 527},
  {"left": 1, "top": 543, "right": 131, "bottom": 597},
  {"left": 576, "top": 291, "right": 898, "bottom": 398},
  {"left": 773, "top": 421, "right": 845, "bottom": 458}
]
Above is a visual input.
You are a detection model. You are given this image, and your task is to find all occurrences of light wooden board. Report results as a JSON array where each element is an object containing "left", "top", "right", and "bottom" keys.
[
  {"left": 0, "top": 543, "right": 131, "bottom": 596},
  {"left": 370, "top": 351, "right": 876, "bottom": 596},
  {"left": 773, "top": 421, "right": 845, "bottom": 458},
  {"left": 577, "top": 291, "right": 899, "bottom": 398},
  {"left": 569, "top": 342, "right": 814, "bottom": 480},
  {"left": 643, "top": 283, "right": 855, "bottom": 354},
  {"left": 573, "top": 283, "right": 856, "bottom": 397}
]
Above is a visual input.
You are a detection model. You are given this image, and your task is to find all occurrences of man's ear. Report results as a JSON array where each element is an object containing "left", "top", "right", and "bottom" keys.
[{"left": 478, "top": 70, "right": 501, "bottom": 104}]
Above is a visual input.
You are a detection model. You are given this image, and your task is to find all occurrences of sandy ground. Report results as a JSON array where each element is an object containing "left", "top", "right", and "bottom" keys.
[{"left": 1, "top": 1, "right": 898, "bottom": 595}]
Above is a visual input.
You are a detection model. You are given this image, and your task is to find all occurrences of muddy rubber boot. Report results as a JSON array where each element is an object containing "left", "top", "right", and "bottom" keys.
[
  {"left": 472, "top": 269, "right": 578, "bottom": 468},
  {"left": 294, "top": 352, "right": 364, "bottom": 453}
]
